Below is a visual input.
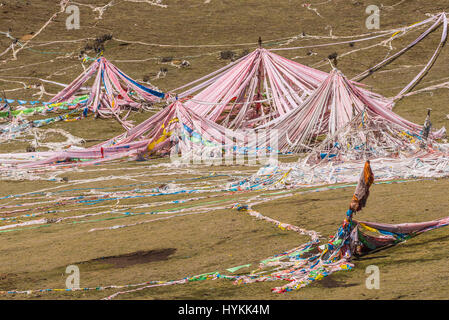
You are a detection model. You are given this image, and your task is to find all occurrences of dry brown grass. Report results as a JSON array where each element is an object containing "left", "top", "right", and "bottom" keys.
[{"left": 1, "top": 0, "right": 449, "bottom": 300}]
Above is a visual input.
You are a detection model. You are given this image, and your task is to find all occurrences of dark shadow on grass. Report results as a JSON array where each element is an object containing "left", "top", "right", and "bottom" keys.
[
  {"left": 317, "top": 277, "right": 359, "bottom": 289},
  {"left": 353, "top": 255, "right": 389, "bottom": 261},
  {"left": 78, "top": 248, "right": 177, "bottom": 268},
  {"left": 399, "top": 234, "right": 449, "bottom": 249}
]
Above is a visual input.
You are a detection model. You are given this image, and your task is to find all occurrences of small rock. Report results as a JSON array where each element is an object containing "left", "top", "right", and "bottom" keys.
[
  {"left": 220, "top": 50, "right": 236, "bottom": 60},
  {"left": 160, "top": 56, "right": 173, "bottom": 63}
]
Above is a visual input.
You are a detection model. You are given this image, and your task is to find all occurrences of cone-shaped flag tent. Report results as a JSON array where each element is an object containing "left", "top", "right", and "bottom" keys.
[
  {"left": 302, "top": 109, "right": 448, "bottom": 165},
  {"left": 5, "top": 101, "right": 259, "bottom": 169},
  {"left": 259, "top": 69, "right": 446, "bottom": 153},
  {"left": 97, "top": 100, "right": 250, "bottom": 159},
  {"left": 176, "top": 48, "right": 327, "bottom": 129},
  {"left": 50, "top": 57, "right": 165, "bottom": 123},
  {"left": 175, "top": 48, "right": 393, "bottom": 129}
]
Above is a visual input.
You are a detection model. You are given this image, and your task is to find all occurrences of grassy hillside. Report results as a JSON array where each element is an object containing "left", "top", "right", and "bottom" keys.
[{"left": 0, "top": 0, "right": 449, "bottom": 300}]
